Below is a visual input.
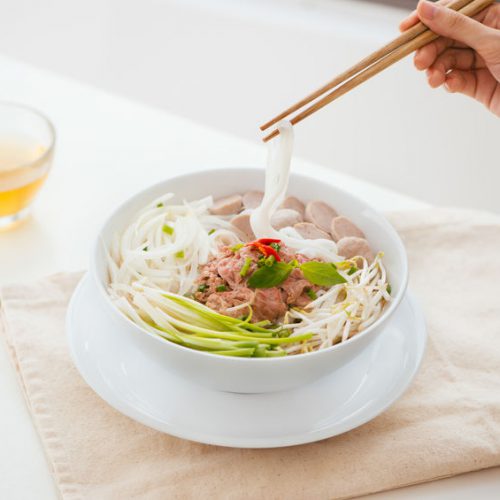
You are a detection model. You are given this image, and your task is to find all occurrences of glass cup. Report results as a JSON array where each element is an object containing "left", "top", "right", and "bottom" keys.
[{"left": 0, "top": 102, "right": 55, "bottom": 229}]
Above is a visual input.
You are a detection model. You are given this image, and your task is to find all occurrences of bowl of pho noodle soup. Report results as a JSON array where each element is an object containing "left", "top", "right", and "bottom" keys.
[{"left": 95, "top": 122, "right": 407, "bottom": 392}]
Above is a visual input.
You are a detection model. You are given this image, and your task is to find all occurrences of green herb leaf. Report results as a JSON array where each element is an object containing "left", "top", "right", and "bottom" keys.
[
  {"left": 240, "top": 257, "right": 252, "bottom": 277},
  {"left": 216, "top": 284, "right": 227, "bottom": 292},
  {"left": 162, "top": 224, "right": 174, "bottom": 235},
  {"left": 247, "top": 262, "right": 293, "bottom": 289},
  {"left": 197, "top": 284, "right": 208, "bottom": 292},
  {"left": 347, "top": 266, "right": 357, "bottom": 276},
  {"left": 300, "top": 262, "right": 347, "bottom": 287},
  {"left": 387, "top": 284, "right": 392, "bottom": 295},
  {"left": 269, "top": 242, "right": 281, "bottom": 252},
  {"left": 208, "top": 229, "right": 216, "bottom": 235},
  {"left": 306, "top": 288, "right": 317, "bottom": 300},
  {"left": 231, "top": 243, "right": 244, "bottom": 252}
]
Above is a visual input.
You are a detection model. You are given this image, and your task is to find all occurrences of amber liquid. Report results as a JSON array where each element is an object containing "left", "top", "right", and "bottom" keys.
[{"left": 0, "top": 139, "right": 50, "bottom": 217}]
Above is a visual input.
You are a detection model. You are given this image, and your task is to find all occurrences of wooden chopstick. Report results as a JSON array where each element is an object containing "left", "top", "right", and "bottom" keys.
[
  {"left": 260, "top": 0, "right": 470, "bottom": 133},
  {"left": 261, "top": 0, "right": 494, "bottom": 142}
]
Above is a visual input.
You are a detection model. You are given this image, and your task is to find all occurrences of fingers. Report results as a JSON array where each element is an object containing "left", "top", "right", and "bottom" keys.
[
  {"left": 441, "top": 69, "right": 500, "bottom": 116},
  {"left": 417, "top": 0, "right": 493, "bottom": 51},
  {"left": 411, "top": 1, "right": 492, "bottom": 73},
  {"left": 428, "top": 50, "right": 468, "bottom": 88},
  {"left": 443, "top": 69, "right": 498, "bottom": 110},
  {"left": 404, "top": 1, "right": 500, "bottom": 114},
  {"left": 399, "top": 0, "right": 452, "bottom": 32},
  {"left": 433, "top": 47, "right": 484, "bottom": 73},
  {"left": 426, "top": 68, "right": 445, "bottom": 88},
  {"left": 426, "top": 46, "right": 486, "bottom": 88},
  {"left": 472, "top": 4, "right": 496, "bottom": 24},
  {"left": 443, "top": 69, "right": 478, "bottom": 97},
  {"left": 414, "top": 37, "right": 455, "bottom": 71},
  {"left": 399, "top": 11, "right": 420, "bottom": 32}
]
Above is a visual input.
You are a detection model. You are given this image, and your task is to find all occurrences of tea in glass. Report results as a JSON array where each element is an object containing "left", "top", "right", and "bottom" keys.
[{"left": 0, "top": 103, "right": 55, "bottom": 229}]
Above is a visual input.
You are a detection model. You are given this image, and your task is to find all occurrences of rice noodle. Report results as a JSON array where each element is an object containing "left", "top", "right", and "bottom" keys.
[
  {"left": 107, "top": 196, "right": 232, "bottom": 297},
  {"left": 250, "top": 121, "right": 341, "bottom": 262}
]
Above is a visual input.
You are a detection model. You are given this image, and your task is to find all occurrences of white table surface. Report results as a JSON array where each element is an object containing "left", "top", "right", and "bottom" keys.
[{"left": 0, "top": 54, "right": 498, "bottom": 499}]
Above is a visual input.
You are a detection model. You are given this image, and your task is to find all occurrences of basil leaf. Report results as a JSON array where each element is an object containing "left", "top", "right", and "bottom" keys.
[
  {"left": 300, "top": 261, "right": 347, "bottom": 287},
  {"left": 247, "top": 262, "right": 293, "bottom": 289}
]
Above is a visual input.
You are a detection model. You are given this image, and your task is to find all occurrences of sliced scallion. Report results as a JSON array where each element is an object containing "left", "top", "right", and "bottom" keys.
[
  {"left": 240, "top": 257, "right": 252, "bottom": 277},
  {"left": 162, "top": 224, "right": 174, "bottom": 235}
]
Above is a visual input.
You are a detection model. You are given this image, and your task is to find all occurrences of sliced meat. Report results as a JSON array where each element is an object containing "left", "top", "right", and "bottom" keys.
[
  {"left": 295, "top": 291, "right": 315, "bottom": 309},
  {"left": 279, "top": 245, "right": 298, "bottom": 262},
  {"left": 216, "top": 256, "right": 243, "bottom": 288},
  {"left": 294, "top": 222, "right": 332, "bottom": 240},
  {"left": 271, "top": 209, "right": 302, "bottom": 230},
  {"left": 252, "top": 288, "right": 287, "bottom": 323},
  {"left": 281, "top": 196, "right": 305, "bottom": 217},
  {"left": 280, "top": 268, "right": 310, "bottom": 304},
  {"left": 239, "top": 244, "right": 260, "bottom": 261},
  {"left": 216, "top": 246, "right": 259, "bottom": 287},
  {"left": 330, "top": 216, "right": 365, "bottom": 242},
  {"left": 209, "top": 194, "right": 243, "bottom": 215},
  {"left": 205, "top": 288, "right": 254, "bottom": 319},
  {"left": 242, "top": 190, "right": 264, "bottom": 209},
  {"left": 193, "top": 260, "right": 226, "bottom": 302},
  {"left": 230, "top": 213, "right": 255, "bottom": 241},
  {"left": 336, "top": 237, "right": 374, "bottom": 266},
  {"left": 304, "top": 200, "right": 337, "bottom": 233},
  {"left": 279, "top": 246, "right": 310, "bottom": 264}
]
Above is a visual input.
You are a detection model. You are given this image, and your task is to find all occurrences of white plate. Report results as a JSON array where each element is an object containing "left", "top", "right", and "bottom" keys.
[{"left": 67, "top": 275, "right": 426, "bottom": 448}]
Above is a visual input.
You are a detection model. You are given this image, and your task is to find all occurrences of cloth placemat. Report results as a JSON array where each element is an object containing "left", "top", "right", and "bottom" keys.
[{"left": 1, "top": 208, "right": 500, "bottom": 500}]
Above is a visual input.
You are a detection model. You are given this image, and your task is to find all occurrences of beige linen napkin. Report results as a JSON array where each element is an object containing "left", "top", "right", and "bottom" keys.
[{"left": 1, "top": 208, "right": 500, "bottom": 500}]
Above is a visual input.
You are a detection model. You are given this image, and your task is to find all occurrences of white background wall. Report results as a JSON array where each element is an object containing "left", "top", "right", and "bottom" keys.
[{"left": 1, "top": 0, "right": 498, "bottom": 211}]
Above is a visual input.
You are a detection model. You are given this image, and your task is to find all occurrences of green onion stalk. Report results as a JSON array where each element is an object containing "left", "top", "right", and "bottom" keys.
[{"left": 123, "top": 287, "right": 314, "bottom": 358}]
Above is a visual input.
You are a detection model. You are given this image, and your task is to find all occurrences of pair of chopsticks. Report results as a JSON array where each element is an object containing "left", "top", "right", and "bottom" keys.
[{"left": 260, "top": 0, "right": 495, "bottom": 142}]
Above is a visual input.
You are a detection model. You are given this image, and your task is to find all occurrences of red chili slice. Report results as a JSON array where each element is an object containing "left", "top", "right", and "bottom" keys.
[
  {"left": 255, "top": 238, "right": 281, "bottom": 245},
  {"left": 245, "top": 239, "right": 282, "bottom": 261},
  {"left": 262, "top": 245, "right": 280, "bottom": 261}
]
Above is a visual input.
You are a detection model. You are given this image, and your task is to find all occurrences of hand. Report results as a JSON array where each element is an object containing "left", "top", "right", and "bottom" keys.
[{"left": 400, "top": 0, "right": 500, "bottom": 116}]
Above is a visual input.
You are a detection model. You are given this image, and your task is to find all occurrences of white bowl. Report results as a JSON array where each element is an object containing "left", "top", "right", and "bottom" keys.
[{"left": 90, "top": 168, "right": 408, "bottom": 393}]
